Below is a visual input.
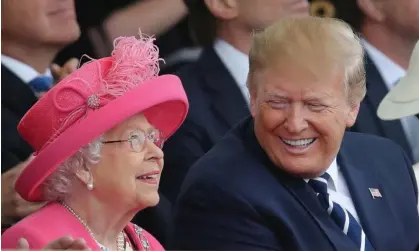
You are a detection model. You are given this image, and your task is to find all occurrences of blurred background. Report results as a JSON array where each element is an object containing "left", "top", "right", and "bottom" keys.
[{"left": 54, "top": 0, "right": 348, "bottom": 73}]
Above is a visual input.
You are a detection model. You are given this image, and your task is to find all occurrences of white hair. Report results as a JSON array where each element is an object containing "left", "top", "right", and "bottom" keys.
[
  {"left": 43, "top": 136, "right": 103, "bottom": 202},
  {"left": 248, "top": 17, "right": 366, "bottom": 106}
]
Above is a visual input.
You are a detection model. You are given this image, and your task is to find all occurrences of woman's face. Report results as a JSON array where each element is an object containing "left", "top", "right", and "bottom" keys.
[{"left": 91, "top": 113, "right": 164, "bottom": 211}]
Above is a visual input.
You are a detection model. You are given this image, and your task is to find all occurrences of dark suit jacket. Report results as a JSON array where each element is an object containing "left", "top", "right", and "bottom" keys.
[
  {"left": 1, "top": 65, "right": 38, "bottom": 172},
  {"left": 160, "top": 47, "right": 250, "bottom": 202},
  {"left": 352, "top": 53, "right": 414, "bottom": 161},
  {"left": 171, "top": 117, "right": 419, "bottom": 251}
]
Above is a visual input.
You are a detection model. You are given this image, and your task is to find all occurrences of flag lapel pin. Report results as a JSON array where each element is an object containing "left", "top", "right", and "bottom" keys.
[{"left": 369, "top": 188, "right": 382, "bottom": 199}]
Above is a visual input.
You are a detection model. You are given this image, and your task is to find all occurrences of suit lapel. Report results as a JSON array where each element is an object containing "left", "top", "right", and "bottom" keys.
[
  {"left": 279, "top": 176, "right": 359, "bottom": 251},
  {"left": 1, "top": 65, "right": 38, "bottom": 116},
  {"left": 360, "top": 54, "right": 412, "bottom": 159},
  {"left": 197, "top": 48, "right": 249, "bottom": 128},
  {"left": 244, "top": 121, "right": 358, "bottom": 251},
  {"left": 338, "top": 133, "right": 406, "bottom": 251}
]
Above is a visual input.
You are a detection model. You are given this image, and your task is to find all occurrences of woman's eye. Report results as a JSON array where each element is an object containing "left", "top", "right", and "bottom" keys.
[
  {"left": 130, "top": 134, "right": 140, "bottom": 140},
  {"left": 148, "top": 135, "right": 156, "bottom": 142},
  {"left": 129, "top": 131, "right": 143, "bottom": 140}
]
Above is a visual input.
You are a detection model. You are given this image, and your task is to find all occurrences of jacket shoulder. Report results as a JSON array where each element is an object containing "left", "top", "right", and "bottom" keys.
[
  {"left": 2, "top": 203, "right": 95, "bottom": 249},
  {"left": 175, "top": 62, "right": 203, "bottom": 91},
  {"left": 180, "top": 125, "right": 253, "bottom": 191},
  {"left": 343, "top": 131, "right": 407, "bottom": 153},
  {"left": 172, "top": 61, "right": 212, "bottom": 126},
  {"left": 342, "top": 131, "right": 413, "bottom": 178},
  {"left": 1, "top": 210, "right": 51, "bottom": 249}
]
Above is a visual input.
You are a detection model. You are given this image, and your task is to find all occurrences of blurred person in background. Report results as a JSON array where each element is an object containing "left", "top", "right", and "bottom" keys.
[
  {"left": 161, "top": 0, "right": 309, "bottom": 203},
  {"left": 335, "top": 0, "right": 419, "bottom": 163},
  {"left": 1, "top": 0, "right": 80, "bottom": 230},
  {"left": 1, "top": 33, "right": 189, "bottom": 251},
  {"left": 55, "top": 0, "right": 194, "bottom": 70},
  {"left": 377, "top": 40, "right": 419, "bottom": 207}
]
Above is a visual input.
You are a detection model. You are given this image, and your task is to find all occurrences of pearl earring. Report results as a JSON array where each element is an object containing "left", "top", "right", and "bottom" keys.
[{"left": 87, "top": 183, "right": 94, "bottom": 190}]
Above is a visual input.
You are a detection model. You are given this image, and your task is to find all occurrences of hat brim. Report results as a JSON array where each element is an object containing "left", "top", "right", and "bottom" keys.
[
  {"left": 377, "top": 97, "right": 419, "bottom": 120},
  {"left": 16, "top": 75, "right": 188, "bottom": 202},
  {"left": 377, "top": 77, "right": 419, "bottom": 120}
]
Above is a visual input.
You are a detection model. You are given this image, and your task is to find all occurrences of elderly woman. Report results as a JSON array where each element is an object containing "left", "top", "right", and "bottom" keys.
[{"left": 1, "top": 32, "right": 188, "bottom": 251}]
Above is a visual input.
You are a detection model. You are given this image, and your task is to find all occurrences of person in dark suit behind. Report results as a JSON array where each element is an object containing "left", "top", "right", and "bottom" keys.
[
  {"left": 160, "top": 0, "right": 310, "bottom": 203},
  {"left": 1, "top": 0, "right": 81, "bottom": 227},
  {"left": 171, "top": 17, "right": 419, "bottom": 251},
  {"left": 377, "top": 40, "right": 419, "bottom": 209},
  {"left": 54, "top": 0, "right": 192, "bottom": 64},
  {"left": 334, "top": 0, "right": 419, "bottom": 163}
]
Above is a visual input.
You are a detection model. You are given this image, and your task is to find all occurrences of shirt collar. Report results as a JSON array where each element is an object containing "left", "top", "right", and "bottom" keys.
[
  {"left": 213, "top": 39, "right": 249, "bottom": 88},
  {"left": 304, "top": 157, "right": 339, "bottom": 191},
  {"left": 1, "top": 54, "right": 52, "bottom": 84},
  {"left": 326, "top": 158, "right": 339, "bottom": 191},
  {"left": 362, "top": 39, "right": 406, "bottom": 89}
]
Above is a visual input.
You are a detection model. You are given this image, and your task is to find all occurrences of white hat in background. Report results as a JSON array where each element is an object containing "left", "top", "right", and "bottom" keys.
[{"left": 377, "top": 40, "right": 419, "bottom": 120}]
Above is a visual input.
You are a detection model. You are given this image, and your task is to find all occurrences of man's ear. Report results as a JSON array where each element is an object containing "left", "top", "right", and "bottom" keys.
[
  {"left": 248, "top": 84, "right": 258, "bottom": 118},
  {"left": 204, "top": 0, "right": 239, "bottom": 20},
  {"left": 357, "top": 0, "right": 385, "bottom": 22},
  {"left": 346, "top": 102, "right": 360, "bottom": 127}
]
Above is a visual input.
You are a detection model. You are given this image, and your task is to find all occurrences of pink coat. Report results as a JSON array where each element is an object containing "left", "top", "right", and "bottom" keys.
[{"left": 1, "top": 202, "right": 164, "bottom": 250}]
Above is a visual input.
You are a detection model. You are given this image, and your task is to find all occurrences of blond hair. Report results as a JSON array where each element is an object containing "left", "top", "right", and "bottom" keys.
[{"left": 248, "top": 17, "right": 366, "bottom": 105}]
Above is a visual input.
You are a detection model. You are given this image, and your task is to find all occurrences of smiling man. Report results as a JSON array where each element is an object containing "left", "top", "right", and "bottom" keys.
[{"left": 171, "top": 17, "right": 419, "bottom": 250}]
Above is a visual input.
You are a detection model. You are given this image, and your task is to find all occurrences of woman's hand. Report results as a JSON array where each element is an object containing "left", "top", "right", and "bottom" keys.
[{"left": 17, "top": 236, "right": 91, "bottom": 250}]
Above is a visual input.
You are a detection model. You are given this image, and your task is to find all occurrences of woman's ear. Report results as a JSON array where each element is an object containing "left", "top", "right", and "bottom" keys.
[{"left": 75, "top": 165, "right": 94, "bottom": 191}]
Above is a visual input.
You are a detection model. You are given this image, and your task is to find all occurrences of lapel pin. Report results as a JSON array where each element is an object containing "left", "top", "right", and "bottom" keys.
[{"left": 369, "top": 188, "right": 382, "bottom": 199}]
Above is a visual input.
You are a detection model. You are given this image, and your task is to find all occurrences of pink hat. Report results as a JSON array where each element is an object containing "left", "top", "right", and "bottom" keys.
[{"left": 16, "top": 33, "right": 189, "bottom": 202}]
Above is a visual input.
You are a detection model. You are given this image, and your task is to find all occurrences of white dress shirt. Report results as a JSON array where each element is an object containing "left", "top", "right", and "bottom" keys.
[
  {"left": 363, "top": 40, "right": 419, "bottom": 162},
  {"left": 414, "top": 163, "right": 419, "bottom": 211},
  {"left": 306, "top": 158, "right": 361, "bottom": 223},
  {"left": 213, "top": 39, "right": 250, "bottom": 105},
  {"left": 1, "top": 54, "right": 51, "bottom": 84}
]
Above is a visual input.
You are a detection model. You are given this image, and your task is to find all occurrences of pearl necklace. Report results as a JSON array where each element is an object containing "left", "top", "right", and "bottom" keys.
[{"left": 61, "top": 203, "right": 125, "bottom": 251}]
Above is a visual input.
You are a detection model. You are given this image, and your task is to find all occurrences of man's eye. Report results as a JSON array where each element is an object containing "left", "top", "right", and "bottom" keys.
[
  {"left": 308, "top": 104, "right": 326, "bottom": 112},
  {"left": 268, "top": 101, "right": 288, "bottom": 109}
]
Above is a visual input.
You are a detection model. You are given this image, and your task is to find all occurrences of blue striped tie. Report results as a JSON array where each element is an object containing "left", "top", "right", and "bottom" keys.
[
  {"left": 28, "top": 76, "right": 53, "bottom": 92},
  {"left": 308, "top": 173, "right": 375, "bottom": 251}
]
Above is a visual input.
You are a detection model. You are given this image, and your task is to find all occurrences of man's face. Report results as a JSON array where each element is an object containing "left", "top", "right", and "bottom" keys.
[
  {"left": 2, "top": 0, "right": 80, "bottom": 47},
  {"left": 237, "top": 0, "right": 309, "bottom": 31},
  {"left": 364, "top": 0, "right": 419, "bottom": 40},
  {"left": 250, "top": 64, "right": 359, "bottom": 178}
]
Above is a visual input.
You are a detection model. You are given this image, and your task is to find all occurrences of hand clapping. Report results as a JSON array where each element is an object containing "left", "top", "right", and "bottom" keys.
[{"left": 16, "top": 236, "right": 91, "bottom": 251}]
